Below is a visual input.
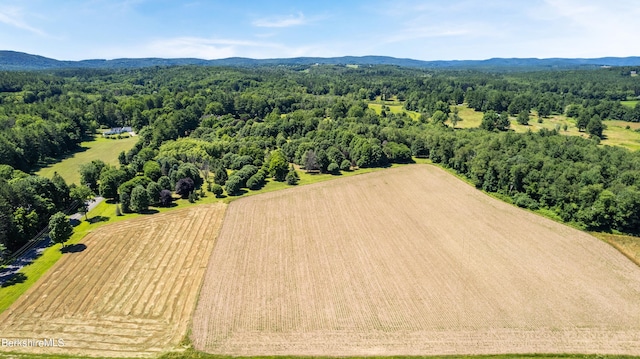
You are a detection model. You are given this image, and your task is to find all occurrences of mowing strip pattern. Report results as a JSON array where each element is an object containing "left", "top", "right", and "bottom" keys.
[
  {"left": 192, "top": 165, "right": 640, "bottom": 356},
  {"left": 0, "top": 203, "right": 226, "bottom": 358}
]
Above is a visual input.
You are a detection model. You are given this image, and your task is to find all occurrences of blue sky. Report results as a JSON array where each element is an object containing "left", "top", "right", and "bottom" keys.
[{"left": 0, "top": 0, "right": 638, "bottom": 61}]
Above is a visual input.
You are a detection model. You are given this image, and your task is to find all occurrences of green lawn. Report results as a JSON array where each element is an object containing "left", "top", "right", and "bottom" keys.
[
  {"left": 35, "top": 135, "right": 137, "bottom": 185},
  {"left": 621, "top": 100, "right": 639, "bottom": 108}
]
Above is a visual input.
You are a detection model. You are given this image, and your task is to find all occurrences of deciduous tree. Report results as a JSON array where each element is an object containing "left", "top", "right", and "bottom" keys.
[{"left": 49, "top": 212, "right": 73, "bottom": 250}]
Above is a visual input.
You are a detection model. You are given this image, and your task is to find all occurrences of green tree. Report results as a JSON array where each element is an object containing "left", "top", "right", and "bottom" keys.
[
  {"left": 431, "top": 110, "right": 448, "bottom": 126},
  {"left": 143, "top": 161, "right": 162, "bottom": 181},
  {"left": 286, "top": 166, "right": 300, "bottom": 185},
  {"left": 49, "top": 212, "right": 73, "bottom": 250},
  {"left": 211, "top": 184, "right": 224, "bottom": 197},
  {"left": 268, "top": 150, "right": 289, "bottom": 181},
  {"left": 119, "top": 192, "right": 131, "bottom": 213},
  {"left": 517, "top": 110, "right": 530, "bottom": 125},
  {"left": 147, "top": 182, "right": 162, "bottom": 205},
  {"left": 340, "top": 159, "right": 351, "bottom": 171},
  {"left": 587, "top": 115, "right": 604, "bottom": 138},
  {"left": 130, "top": 185, "right": 150, "bottom": 213},
  {"left": 99, "top": 168, "right": 127, "bottom": 199},
  {"left": 576, "top": 110, "right": 590, "bottom": 131},
  {"left": 158, "top": 176, "right": 172, "bottom": 191},
  {"left": 480, "top": 110, "right": 499, "bottom": 131},
  {"left": 225, "top": 175, "right": 242, "bottom": 195},
  {"left": 79, "top": 160, "right": 106, "bottom": 192},
  {"left": 118, "top": 151, "right": 127, "bottom": 166},
  {"left": 496, "top": 112, "right": 510, "bottom": 131},
  {"left": 70, "top": 185, "right": 95, "bottom": 220},
  {"left": 450, "top": 107, "right": 461, "bottom": 128},
  {"left": 214, "top": 166, "right": 228, "bottom": 185}
]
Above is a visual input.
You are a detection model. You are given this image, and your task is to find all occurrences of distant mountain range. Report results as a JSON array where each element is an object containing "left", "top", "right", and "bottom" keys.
[{"left": 1, "top": 50, "right": 640, "bottom": 71}]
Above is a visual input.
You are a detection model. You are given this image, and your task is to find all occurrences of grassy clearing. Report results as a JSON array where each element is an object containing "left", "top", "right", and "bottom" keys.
[
  {"left": 621, "top": 100, "right": 639, "bottom": 108},
  {"left": 35, "top": 135, "right": 137, "bottom": 185},
  {"left": 451, "top": 105, "right": 483, "bottom": 128},
  {"left": 453, "top": 105, "right": 640, "bottom": 151},
  {"left": 368, "top": 102, "right": 421, "bottom": 120}
]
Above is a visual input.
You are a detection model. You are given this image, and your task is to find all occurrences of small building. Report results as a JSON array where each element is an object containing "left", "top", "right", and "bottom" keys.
[{"left": 103, "top": 127, "right": 132, "bottom": 136}]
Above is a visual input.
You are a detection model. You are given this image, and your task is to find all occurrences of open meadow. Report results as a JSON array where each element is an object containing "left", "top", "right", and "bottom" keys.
[
  {"left": 35, "top": 135, "right": 137, "bottom": 185},
  {"left": 192, "top": 165, "right": 640, "bottom": 356},
  {"left": 0, "top": 204, "right": 226, "bottom": 358},
  {"left": 454, "top": 105, "right": 640, "bottom": 151}
]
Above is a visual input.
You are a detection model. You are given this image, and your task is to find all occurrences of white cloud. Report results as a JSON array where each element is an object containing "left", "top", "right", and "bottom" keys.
[
  {"left": 0, "top": 6, "right": 47, "bottom": 36},
  {"left": 383, "top": 27, "right": 472, "bottom": 44},
  {"left": 252, "top": 12, "right": 307, "bottom": 28},
  {"left": 101, "top": 36, "right": 336, "bottom": 60},
  {"left": 530, "top": 0, "right": 640, "bottom": 57}
]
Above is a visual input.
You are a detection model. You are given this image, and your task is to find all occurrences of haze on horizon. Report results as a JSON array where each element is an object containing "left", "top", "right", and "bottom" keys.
[{"left": 0, "top": 0, "right": 638, "bottom": 62}]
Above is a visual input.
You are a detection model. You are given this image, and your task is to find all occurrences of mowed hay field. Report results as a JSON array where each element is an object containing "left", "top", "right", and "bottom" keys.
[
  {"left": 192, "top": 165, "right": 640, "bottom": 356},
  {"left": 0, "top": 203, "right": 226, "bottom": 358}
]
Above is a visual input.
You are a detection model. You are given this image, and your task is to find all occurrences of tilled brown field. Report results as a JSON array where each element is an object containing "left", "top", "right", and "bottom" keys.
[
  {"left": 192, "top": 165, "right": 640, "bottom": 356},
  {"left": 0, "top": 203, "right": 226, "bottom": 358}
]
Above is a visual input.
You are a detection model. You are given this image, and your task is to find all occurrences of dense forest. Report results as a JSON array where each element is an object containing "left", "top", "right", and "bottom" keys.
[{"left": 1, "top": 64, "right": 640, "bottom": 256}]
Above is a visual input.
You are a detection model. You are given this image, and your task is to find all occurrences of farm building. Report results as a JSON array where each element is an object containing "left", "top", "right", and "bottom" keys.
[{"left": 103, "top": 127, "right": 132, "bottom": 136}]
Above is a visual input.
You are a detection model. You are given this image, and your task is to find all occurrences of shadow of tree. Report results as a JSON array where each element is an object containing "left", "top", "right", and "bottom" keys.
[
  {"left": 1, "top": 272, "right": 27, "bottom": 288},
  {"left": 87, "top": 216, "right": 109, "bottom": 224},
  {"left": 61, "top": 243, "right": 87, "bottom": 254}
]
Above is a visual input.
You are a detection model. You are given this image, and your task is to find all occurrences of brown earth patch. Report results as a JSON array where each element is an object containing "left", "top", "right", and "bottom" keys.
[{"left": 192, "top": 165, "right": 640, "bottom": 356}]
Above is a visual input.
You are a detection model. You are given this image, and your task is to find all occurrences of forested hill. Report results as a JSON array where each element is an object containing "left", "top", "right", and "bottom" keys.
[{"left": 2, "top": 50, "right": 640, "bottom": 70}]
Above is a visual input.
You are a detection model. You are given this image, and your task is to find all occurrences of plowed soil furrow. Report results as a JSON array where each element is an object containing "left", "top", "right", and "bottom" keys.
[
  {"left": 192, "top": 165, "right": 640, "bottom": 356},
  {"left": 0, "top": 203, "right": 226, "bottom": 357}
]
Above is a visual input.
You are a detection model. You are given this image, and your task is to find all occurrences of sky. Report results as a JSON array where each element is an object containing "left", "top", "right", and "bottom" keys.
[{"left": 0, "top": 0, "right": 638, "bottom": 61}]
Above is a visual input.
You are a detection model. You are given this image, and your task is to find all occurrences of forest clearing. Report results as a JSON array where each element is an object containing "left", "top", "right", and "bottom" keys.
[{"left": 192, "top": 165, "right": 640, "bottom": 356}]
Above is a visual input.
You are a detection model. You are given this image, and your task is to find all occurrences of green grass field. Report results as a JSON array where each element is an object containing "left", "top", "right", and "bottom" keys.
[
  {"left": 368, "top": 102, "right": 421, "bottom": 120},
  {"left": 35, "top": 135, "right": 137, "bottom": 185},
  {"left": 454, "top": 105, "right": 640, "bottom": 151},
  {"left": 621, "top": 100, "right": 639, "bottom": 108}
]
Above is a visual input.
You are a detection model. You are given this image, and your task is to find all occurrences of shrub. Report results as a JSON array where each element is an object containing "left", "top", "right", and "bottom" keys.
[
  {"left": 225, "top": 175, "right": 242, "bottom": 195},
  {"left": 211, "top": 184, "right": 223, "bottom": 197},
  {"left": 340, "top": 159, "right": 351, "bottom": 171},
  {"left": 286, "top": 168, "right": 300, "bottom": 185},
  {"left": 159, "top": 189, "right": 173, "bottom": 207}
]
